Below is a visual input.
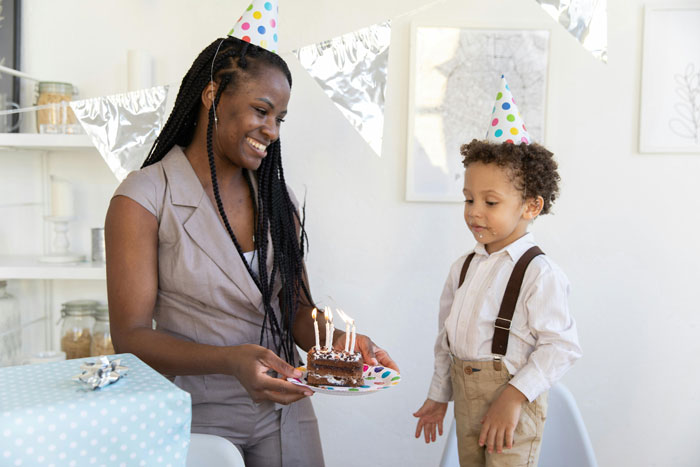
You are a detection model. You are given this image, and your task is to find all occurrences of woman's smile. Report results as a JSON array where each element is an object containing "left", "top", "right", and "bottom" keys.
[{"left": 246, "top": 137, "right": 268, "bottom": 156}]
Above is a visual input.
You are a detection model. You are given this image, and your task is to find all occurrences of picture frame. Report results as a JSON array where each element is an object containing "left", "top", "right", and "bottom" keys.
[
  {"left": 0, "top": 0, "right": 21, "bottom": 132},
  {"left": 639, "top": 3, "right": 700, "bottom": 153},
  {"left": 405, "top": 25, "right": 549, "bottom": 202}
]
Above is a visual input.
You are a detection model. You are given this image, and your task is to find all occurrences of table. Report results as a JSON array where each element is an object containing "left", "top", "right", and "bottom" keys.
[{"left": 0, "top": 353, "right": 191, "bottom": 466}]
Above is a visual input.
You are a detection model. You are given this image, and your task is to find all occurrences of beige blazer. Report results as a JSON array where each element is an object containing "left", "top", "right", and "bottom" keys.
[{"left": 114, "top": 146, "right": 323, "bottom": 466}]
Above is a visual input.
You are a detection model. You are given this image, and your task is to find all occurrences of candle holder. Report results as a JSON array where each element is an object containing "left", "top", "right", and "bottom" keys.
[{"left": 39, "top": 216, "right": 85, "bottom": 263}]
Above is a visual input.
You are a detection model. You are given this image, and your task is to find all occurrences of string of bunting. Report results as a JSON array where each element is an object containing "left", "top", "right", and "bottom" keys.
[{"left": 0, "top": 0, "right": 606, "bottom": 177}]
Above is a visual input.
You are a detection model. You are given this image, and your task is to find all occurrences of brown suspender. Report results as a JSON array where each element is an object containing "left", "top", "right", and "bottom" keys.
[{"left": 457, "top": 246, "right": 544, "bottom": 358}]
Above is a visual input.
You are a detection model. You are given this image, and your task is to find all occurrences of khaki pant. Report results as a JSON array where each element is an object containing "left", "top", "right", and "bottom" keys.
[{"left": 451, "top": 359, "right": 548, "bottom": 467}]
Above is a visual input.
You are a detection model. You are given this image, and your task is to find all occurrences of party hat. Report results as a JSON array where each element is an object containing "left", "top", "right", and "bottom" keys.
[
  {"left": 228, "top": 0, "right": 279, "bottom": 53},
  {"left": 485, "top": 75, "right": 532, "bottom": 145}
]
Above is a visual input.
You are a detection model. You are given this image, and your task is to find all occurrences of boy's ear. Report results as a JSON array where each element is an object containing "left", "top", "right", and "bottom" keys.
[
  {"left": 201, "top": 81, "right": 217, "bottom": 110},
  {"left": 523, "top": 196, "right": 544, "bottom": 220}
]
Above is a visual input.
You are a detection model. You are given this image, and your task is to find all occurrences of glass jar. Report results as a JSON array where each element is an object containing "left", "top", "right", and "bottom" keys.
[
  {"left": 36, "top": 81, "right": 77, "bottom": 134},
  {"left": 90, "top": 304, "right": 114, "bottom": 357},
  {"left": 60, "top": 300, "right": 97, "bottom": 360},
  {"left": 0, "top": 280, "right": 21, "bottom": 367}
]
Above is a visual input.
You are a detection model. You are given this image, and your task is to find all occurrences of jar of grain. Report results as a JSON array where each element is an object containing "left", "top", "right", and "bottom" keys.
[
  {"left": 36, "top": 82, "right": 77, "bottom": 134},
  {"left": 0, "top": 280, "right": 21, "bottom": 367},
  {"left": 90, "top": 304, "right": 114, "bottom": 357},
  {"left": 60, "top": 300, "right": 97, "bottom": 360}
]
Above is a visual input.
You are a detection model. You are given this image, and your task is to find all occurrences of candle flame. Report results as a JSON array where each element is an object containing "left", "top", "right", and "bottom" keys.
[{"left": 311, "top": 308, "right": 317, "bottom": 320}]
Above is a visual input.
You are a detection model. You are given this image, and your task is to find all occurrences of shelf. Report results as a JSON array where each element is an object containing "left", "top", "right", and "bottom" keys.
[
  {"left": 0, "top": 255, "right": 105, "bottom": 280},
  {"left": 0, "top": 133, "right": 94, "bottom": 151}
]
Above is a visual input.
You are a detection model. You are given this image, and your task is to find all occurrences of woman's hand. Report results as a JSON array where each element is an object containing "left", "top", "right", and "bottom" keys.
[
  {"left": 230, "top": 344, "right": 313, "bottom": 405},
  {"left": 333, "top": 332, "right": 399, "bottom": 372}
]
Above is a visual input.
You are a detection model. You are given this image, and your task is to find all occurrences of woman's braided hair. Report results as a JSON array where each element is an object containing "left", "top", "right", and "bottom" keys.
[{"left": 142, "top": 37, "right": 312, "bottom": 364}]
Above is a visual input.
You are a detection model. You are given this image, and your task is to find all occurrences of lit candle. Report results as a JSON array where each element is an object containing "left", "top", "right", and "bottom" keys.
[
  {"left": 311, "top": 308, "right": 320, "bottom": 350},
  {"left": 337, "top": 309, "right": 351, "bottom": 353},
  {"left": 50, "top": 176, "right": 74, "bottom": 218},
  {"left": 350, "top": 320, "right": 356, "bottom": 354}
]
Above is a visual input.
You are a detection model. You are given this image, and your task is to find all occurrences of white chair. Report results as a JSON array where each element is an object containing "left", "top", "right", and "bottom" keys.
[
  {"left": 439, "top": 383, "right": 596, "bottom": 467},
  {"left": 539, "top": 383, "right": 597, "bottom": 467},
  {"left": 439, "top": 420, "right": 459, "bottom": 467},
  {"left": 186, "top": 433, "right": 246, "bottom": 467}
]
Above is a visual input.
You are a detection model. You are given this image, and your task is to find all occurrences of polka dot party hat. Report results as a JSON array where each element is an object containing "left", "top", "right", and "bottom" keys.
[
  {"left": 485, "top": 75, "right": 532, "bottom": 145},
  {"left": 228, "top": 0, "right": 279, "bottom": 53}
]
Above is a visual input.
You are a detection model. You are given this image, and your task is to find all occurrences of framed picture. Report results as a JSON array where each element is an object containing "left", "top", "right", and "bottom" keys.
[
  {"left": 406, "top": 26, "right": 549, "bottom": 202},
  {"left": 0, "top": 0, "right": 21, "bottom": 132},
  {"left": 639, "top": 4, "right": 700, "bottom": 153}
]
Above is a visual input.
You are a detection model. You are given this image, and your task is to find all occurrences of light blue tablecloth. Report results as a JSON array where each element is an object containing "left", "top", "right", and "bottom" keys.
[{"left": 0, "top": 353, "right": 191, "bottom": 466}]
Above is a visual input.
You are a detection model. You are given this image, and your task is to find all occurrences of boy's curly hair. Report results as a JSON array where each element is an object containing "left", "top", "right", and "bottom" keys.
[{"left": 460, "top": 139, "right": 560, "bottom": 215}]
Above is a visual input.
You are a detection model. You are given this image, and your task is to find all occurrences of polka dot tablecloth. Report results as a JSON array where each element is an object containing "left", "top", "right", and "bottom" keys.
[{"left": 0, "top": 354, "right": 191, "bottom": 467}]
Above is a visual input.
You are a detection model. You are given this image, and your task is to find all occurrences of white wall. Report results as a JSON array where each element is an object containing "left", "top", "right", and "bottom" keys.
[{"left": 13, "top": 0, "right": 700, "bottom": 465}]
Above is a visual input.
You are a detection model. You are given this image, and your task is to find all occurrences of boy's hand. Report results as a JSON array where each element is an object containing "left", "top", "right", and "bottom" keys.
[
  {"left": 479, "top": 384, "right": 527, "bottom": 454},
  {"left": 413, "top": 399, "right": 448, "bottom": 443}
]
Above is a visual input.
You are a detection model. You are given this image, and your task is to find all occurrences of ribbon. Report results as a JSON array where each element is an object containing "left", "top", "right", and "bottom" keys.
[{"left": 74, "top": 356, "right": 129, "bottom": 390}]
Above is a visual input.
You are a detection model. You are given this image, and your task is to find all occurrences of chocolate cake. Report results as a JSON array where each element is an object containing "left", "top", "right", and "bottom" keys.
[{"left": 307, "top": 347, "right": 364, "bottom": 387}]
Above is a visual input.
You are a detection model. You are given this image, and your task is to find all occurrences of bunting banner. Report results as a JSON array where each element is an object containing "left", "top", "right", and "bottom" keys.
[
  {"left": 535, "top": 0, "right": 607, "bottom": 62},
  {"left": 70, "top": 86, "right": 168, "bottom": 181},
  {"left": 294, "top": 21, "right": 391, "bottom": 157}
]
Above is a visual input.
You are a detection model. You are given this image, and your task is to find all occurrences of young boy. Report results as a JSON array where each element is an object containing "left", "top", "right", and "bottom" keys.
[{"left": 414, "top": 76, "right": 582, "bottom": 466}]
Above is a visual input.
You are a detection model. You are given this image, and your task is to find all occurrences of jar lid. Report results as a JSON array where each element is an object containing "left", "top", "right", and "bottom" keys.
[
  {"left": 61, "top": 299, "right": 99, "bottom": 316},
  {"left": 38, "top": 81, "right": 74, "bottom": 94},
  {"left": 94, "top": 304, "right": 109, "bottom": 320}
]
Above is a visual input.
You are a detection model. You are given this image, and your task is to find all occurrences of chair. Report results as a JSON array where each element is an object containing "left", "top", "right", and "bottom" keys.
[
  {"left": 186, "top": 433, "right": 246, "bottom": 467},
  {"left": 539, "top": 383, "right": 597, "bottom": 467},
  {"left": 439, "top": 420, "right": 459, "bottom": 467},
  {"left": 439, "top": 383, "right": 596, "bottom": 467}
]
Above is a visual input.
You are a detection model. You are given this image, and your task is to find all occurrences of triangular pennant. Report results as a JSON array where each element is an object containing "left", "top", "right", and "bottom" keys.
[
  {"left": 70, "top": 86, "right": 168, "bottom": 181},
  {"left": 534, "top": 0, "right": 607, "bottom": 62},
  {"left": 294, "top": 21, "right": 391, "bottom": 156}
]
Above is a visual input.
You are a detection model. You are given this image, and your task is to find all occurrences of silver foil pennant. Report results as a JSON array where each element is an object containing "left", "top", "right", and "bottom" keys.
[
  {"left": 535, "top": 0, "right": 607, "bottom": 62},
  {"left": 74, "top": 356, "right": 129, "bottom": 390},
  {"left": 70, "top": 86, "right": 169, "bottom": 181},
  {"left": 294, "top": 21, "right": 391, "bottom": 156}
]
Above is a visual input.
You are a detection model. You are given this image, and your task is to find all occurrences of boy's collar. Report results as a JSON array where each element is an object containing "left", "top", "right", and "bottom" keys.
[{"left": 474, "top": 232, "right": 536, "bottom": 261}]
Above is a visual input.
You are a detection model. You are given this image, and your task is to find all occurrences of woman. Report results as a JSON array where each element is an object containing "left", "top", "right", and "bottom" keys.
[{"left": 105, "top": 36, "right": 397, "bottom": 467}]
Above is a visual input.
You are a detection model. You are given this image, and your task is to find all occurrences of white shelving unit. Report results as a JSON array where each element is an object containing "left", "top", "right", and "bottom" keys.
[
  {"left": 0, "top": 133, "right": 101, "bottom": 280},
  {"left": 0, "top": 132, "right": 110, "bottom": 355},
  {"left": 0, "top": 133, "right": 93, "bottom": 150},
  {"left": 0, "top": 255, "right": 105, "bottom": 280}
]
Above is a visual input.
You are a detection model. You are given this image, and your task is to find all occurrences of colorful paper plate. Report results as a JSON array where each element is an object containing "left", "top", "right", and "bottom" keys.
[{"left": 287, "top": 364, "right": 401, "bottom": 396}]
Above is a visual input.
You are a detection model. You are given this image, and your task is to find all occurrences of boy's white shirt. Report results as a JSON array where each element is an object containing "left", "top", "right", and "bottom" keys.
[{"left": 428, "top": 232, "right": 582, "bottom": 403}]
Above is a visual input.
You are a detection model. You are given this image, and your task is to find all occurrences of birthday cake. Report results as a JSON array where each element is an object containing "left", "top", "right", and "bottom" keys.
[{"left": 307, "top": 347, "right": 364, "bottom": 387}]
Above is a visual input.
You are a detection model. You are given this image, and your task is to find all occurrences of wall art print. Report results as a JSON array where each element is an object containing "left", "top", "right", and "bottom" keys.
[
  {"left": 639, "top": 4, "right": 700, "bottom": 153},
  {"left": 406, "top": 26, "right": 549, "bottom": 202}
]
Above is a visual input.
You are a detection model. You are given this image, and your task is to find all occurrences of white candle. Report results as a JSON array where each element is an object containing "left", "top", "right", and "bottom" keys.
[
  {"left": 50, "top": 176, "right": 74, "bottom": 218},
  {"left": 127, "top": 49, "right": 154, "bottom": 92},
  {"left": 324, "top": 307, "right": 330, "bottom": 350},
  {"left": 328, "top": 308, "right": 334, "bottom": 350},
  {"left": 337, "top": 309, "right": 351, "bottom": 353},
  {"left": 350, "top": 321, "right": 356, "bottom": 354},
  {"left": 311, "top": 308, "right": 320, "bottom": 350}
]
